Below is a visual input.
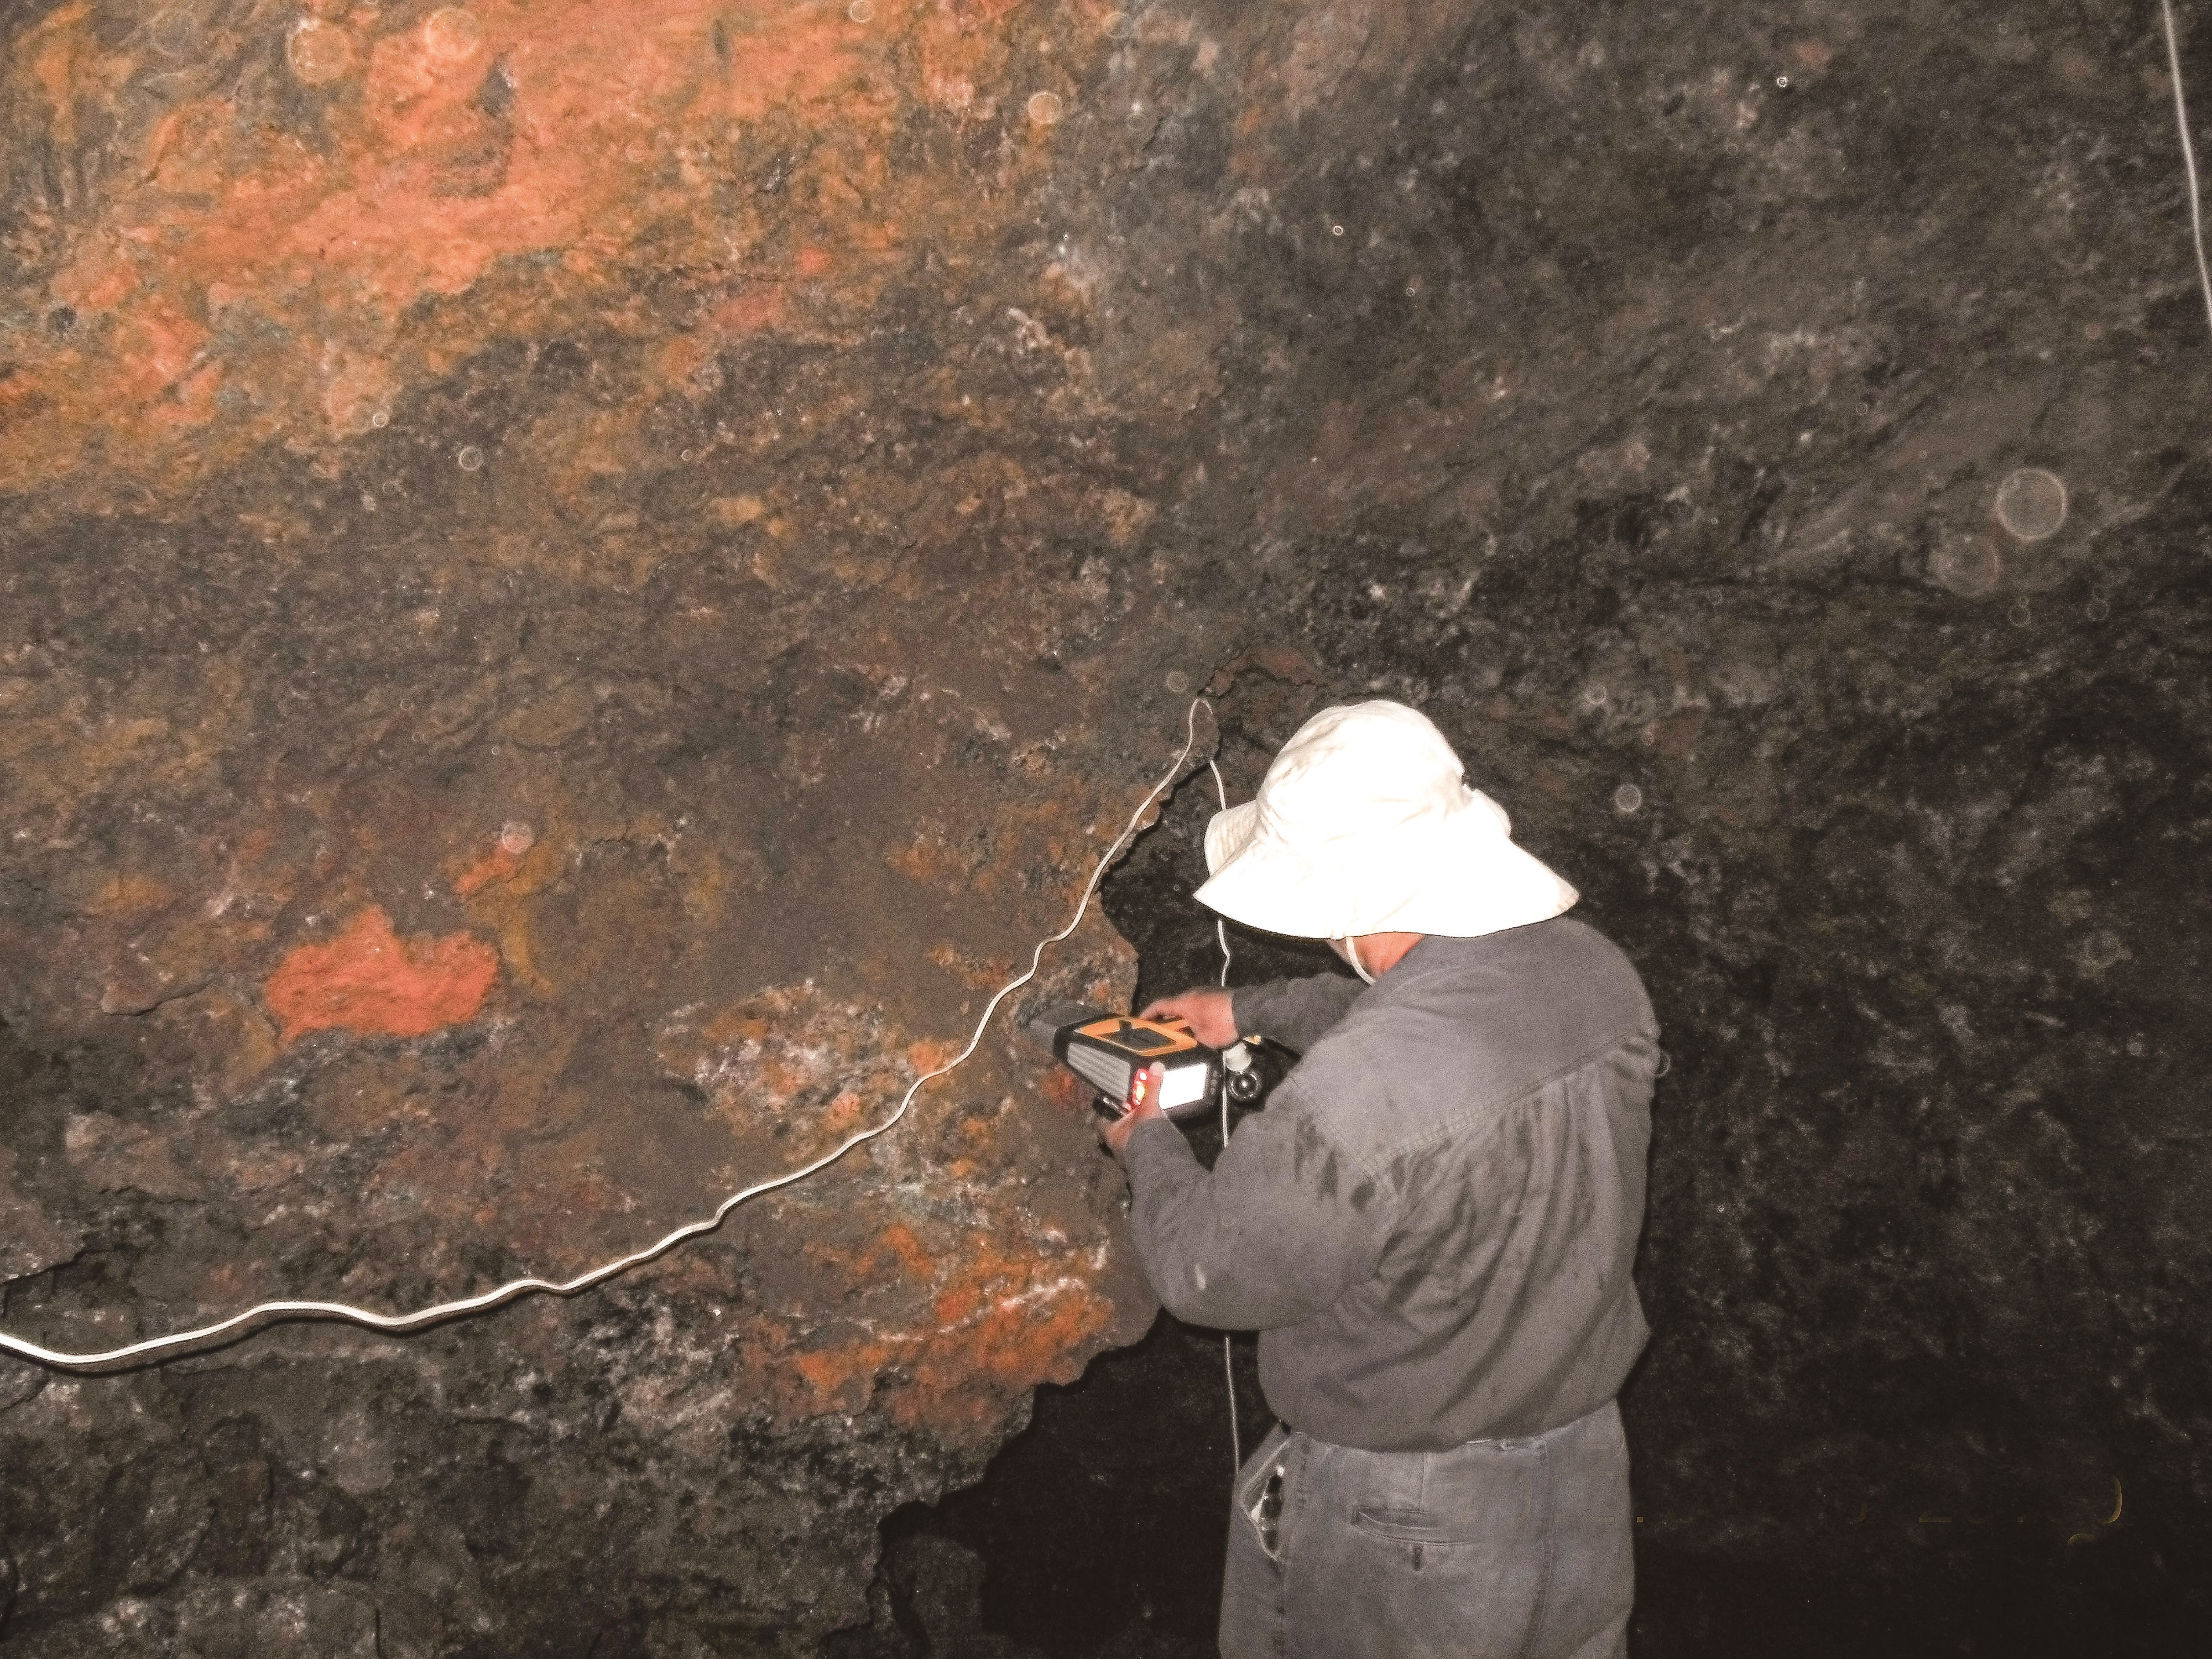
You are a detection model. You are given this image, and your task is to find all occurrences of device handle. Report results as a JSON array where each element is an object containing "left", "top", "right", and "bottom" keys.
[{"left": 1222, "top": 1040, "right": 1262, "bottom": 1103}]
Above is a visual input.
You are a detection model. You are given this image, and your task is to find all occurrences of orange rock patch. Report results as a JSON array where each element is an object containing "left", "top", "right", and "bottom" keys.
[
  {"left": 760, "top": 1232, "right": 1123, "bottom": 1433},
  {"left": 453, "top": 842, "right": 523, "bottom": 898},
  {"left": 264, "top": 905, "right": 500, "bottom": 1042},
  {"left": 1, "top": 0, "right": 1064, "bottom": 494}
]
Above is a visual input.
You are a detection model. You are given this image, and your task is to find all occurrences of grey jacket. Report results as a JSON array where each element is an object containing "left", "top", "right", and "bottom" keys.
[{"left": 1120, "top": 918, "right": 1657, "bottom": 1451}]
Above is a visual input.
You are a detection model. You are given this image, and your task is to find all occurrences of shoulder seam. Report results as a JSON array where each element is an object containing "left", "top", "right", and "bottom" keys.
[
  {"left": 1272, "top": 1074, "right": 1407, "bottom": 1193},
  {"left": 1323, "top": 1018, "right": 1657, "bottom": 1174},
  {"left": 1373, "top": 922, "right": 1611, "bottom": 997}
]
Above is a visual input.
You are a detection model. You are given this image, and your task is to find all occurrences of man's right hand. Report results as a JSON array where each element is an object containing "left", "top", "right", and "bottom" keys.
[{"left": 1138, "top": 987, "right": 1239, "bottom": 1048}]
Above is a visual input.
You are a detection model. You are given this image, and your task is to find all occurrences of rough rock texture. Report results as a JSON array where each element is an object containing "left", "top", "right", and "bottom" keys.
[
  {"left": 0, "top": 0, "right": 1216, "bottom": 1647},
  {"left": 3, "top": 0, "right": 2209, "bottom": 1652}
]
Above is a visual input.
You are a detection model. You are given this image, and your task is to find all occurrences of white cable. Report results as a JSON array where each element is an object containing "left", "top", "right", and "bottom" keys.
[
  {"left": 1208, "top": 755, "right": 1234, "bottom": 991},
  {"left": 1208, "top": 753, "right": 1243, "bottom": 1478},
  {"left": 1221, "top": 1321, "right": 1241, "bottom": 1480},
  {"left": 0, "top": 700, "right": 1218, "bottom": 1375},
  {"left": 2166, "top": 0, "right": 2212, "bottom": 337}
]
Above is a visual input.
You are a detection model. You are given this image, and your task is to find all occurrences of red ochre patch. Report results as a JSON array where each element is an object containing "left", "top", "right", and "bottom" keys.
[
  {"left": 264, "top": 905, "right": 500, "bottom": 1042},
  {"left": 453, "top": 842, "right": 522, "bottom": 898}
]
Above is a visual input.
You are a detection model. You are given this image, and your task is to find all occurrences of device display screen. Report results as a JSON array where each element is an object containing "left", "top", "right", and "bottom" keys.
[{"left": 1157, "top": 1063, "right": 1211, "bottom": 1110}]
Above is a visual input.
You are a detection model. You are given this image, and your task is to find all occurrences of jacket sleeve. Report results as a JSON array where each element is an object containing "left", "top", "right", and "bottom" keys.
[
  {"left": 1230, "top": 972, "right": 1365, "bottom": 1054},
  {"left": 1118, "top": 1082, "right": 1392, "bottom": 1331}
]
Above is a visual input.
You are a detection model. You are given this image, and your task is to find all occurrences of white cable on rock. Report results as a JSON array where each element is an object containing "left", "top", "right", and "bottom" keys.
[
  {"left": 2164, "top": 0, "right": 2212, "bottom": 336},
  {"left": 0, "top": 700, "right": 1218, "bottom": 1375}
]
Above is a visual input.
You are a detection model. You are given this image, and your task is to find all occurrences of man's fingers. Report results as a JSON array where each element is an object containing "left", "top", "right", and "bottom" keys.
[
  {"left": 1134, "top": 988, "right": 1237, "bottom": 1047},
  {"left": 1101, "top": 1063, "right": 1166, "bottom": 1156},
  {"left": 1141, "top": 989, "right": 1213, "bottom": 1016}
]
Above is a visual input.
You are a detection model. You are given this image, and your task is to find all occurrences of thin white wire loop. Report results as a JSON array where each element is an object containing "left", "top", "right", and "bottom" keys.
[
  {"left": 2166, "top": 1, "right": 2212, "bottom": 337},
  {"left": 1208, "top": 757, "right": 1234, "bottom": 992},
  {"left": 0, "top": 700, "right": 1218, "bottom": 1375}
]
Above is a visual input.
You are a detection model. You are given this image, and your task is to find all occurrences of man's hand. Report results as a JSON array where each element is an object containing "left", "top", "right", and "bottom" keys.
[
  {"left": 1138, "top": 987, "right": 1239, "bottom": 1048},
  {"left": 1100, "top": 1062, "right": 1165, "bottom": 1157}
]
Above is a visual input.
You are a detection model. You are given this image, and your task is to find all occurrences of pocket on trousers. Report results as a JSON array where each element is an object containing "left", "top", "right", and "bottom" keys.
[
  {"left": 1237, "top": 1426, "right": 1292, "bottom": 1563},
  {"left": 1350, "top": 1507, "right": 1482, "bottom": 1546}
]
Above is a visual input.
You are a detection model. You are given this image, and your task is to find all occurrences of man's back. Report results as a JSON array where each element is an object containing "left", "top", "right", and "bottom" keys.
[
  {"left": 1247, "top": 917, "right": 1659, "bottom": 1448},
  {"left": 1123, "top": 916, "right": 1657, "bottom": 1450}
]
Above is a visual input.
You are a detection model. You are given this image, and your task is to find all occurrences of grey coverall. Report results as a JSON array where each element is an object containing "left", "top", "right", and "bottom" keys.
[{"left": 1119, "top": 917, "right": 1658, "bottom": 1659}]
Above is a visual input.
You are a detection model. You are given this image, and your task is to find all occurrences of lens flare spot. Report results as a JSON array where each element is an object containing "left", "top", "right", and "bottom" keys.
[
  {"left": 286, "top": 20, "right": 358, "bottom": 86},
  {"left": 1994, "top": 467, "right": 2067, "bottom": 541},
  {"left": 424, "top": 7, "right": 484, "bottom": 64},
  {"left": 1929, "top": 534, "right": 2002, "bottom": 597}
]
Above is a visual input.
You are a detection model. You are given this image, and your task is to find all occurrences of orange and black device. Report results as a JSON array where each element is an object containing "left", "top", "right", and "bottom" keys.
[{"left": 1024, "top": 1003, "right": 1220, "bottom": 1121}]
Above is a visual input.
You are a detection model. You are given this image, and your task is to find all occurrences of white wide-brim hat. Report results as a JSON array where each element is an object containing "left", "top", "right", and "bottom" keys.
[{"left": 1195, "top": 700, "right": 1578, "bottom": 940}]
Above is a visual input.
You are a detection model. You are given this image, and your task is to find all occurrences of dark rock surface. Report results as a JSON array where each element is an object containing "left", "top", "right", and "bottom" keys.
[{"left": 3, "top": 0, "right": 2209, "bottom": 1652}]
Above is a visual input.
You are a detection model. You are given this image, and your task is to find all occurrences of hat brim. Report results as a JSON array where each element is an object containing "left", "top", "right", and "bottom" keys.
[
  {"left": 1203, "top": 799, "right": 1259, "bottom": 878},
  {"left": 1194, "top": 799, "right": 1577, "bottom": 941}
]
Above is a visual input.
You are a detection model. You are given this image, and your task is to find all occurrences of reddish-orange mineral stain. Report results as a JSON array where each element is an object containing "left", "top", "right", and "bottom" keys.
[
  {"left": 3, "top": 0, "right": 1048, "bottom": 492},
  {"left": 264, "top": 906, "right": 500, "bottom": 1042},
  {"left": 453, "top": 842, "right": 522, "bottom": 898}
]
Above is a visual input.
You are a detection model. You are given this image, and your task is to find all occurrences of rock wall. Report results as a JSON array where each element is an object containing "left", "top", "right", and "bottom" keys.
[{"left": 3, "top": 0, "right": 2208, "bottom": 1652}]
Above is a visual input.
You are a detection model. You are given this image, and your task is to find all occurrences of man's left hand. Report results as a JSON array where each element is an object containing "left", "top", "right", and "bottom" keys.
[{"left": 1100, "top": 1062, "right": 1166, "bottom": 1157}]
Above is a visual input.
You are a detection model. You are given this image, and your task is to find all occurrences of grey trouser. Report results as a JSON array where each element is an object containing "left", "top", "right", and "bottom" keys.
[{"left": 1219, "top": 1399, "right": 1633, "bottom": 1659}]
